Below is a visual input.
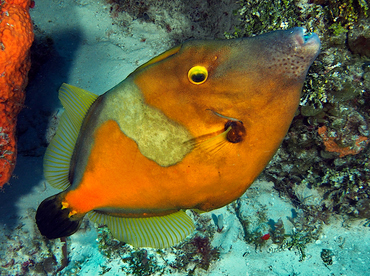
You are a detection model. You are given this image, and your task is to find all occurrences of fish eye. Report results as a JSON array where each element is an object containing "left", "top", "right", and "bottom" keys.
[{"left": 188, "top": 66, "right": 208, "bottom": 85}]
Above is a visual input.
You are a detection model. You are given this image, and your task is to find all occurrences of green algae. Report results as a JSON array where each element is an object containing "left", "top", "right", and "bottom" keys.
[
  {"left": 323, "top": 0, "right": 368, "bottom": 35},
  {"left": 225, "top": 0, "right": 302, "bottom": 38}
]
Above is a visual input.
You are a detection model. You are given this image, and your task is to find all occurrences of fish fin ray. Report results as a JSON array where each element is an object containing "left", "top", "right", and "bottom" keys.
[
  {"left": 186, "top": 127, "right": 231, "bottom": 157},
  {"left": 44, "top": 83, "right": 98, "bottom": 190},
  {"left": 88, "top": 211, "right": 194, "bottom": 248}
]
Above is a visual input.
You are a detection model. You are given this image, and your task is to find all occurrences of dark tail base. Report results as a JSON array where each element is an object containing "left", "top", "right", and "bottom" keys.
[{"left": 35, "top": 192, "right": 83, "bottom": 239}]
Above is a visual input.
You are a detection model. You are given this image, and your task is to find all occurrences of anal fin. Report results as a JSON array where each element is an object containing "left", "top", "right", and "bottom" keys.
[{"left": 89, "top": 210, "right": 194, "bottom": 248}]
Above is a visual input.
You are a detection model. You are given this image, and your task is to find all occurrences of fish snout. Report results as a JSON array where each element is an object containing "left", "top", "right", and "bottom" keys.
[
  {"left": 266, "top": 27, "right": 320, "bottom": 81},
  {"left": 291, "top": 27, "right": 321, "bottom": 55}
]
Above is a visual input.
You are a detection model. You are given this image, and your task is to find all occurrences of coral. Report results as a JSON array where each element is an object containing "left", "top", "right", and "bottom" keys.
[
  {"left": 0, "top": 0, "right": 34, "bottom": 188},
  {"left": 311, "top": 0, "right": 368, "bottom": 36},
  {"left": 0, "top": 208, "right": 67, "bottom": 275},
  {"left": 170, "top": 234, "right": 220, "bottom": 273},
  {"left": 320, "top": 248, "right": 334, "bottom": 266},
  {"left": 355, "top": 198, "right": 370, "bottom": 218},
  {"left": 211, "top": 213, "right": 224, "bottom": 232},
  {"left": 231, "top": 198, "right": 271, "bottom": 250},
  {"left": 231, "top": 192, "right": 325, "bottom": 261},
  {"left": 106, "top": 0, "right": 151, "bottom": 22},
  {"left": 348, "top": 18, "right": 370, "bottom": 57},
  {"left": 318, "top": 125, "right": 369, "bottom": 157},
  {"left": 121, "top": 249, "right": 162, "bottom": 276},
  {"left": 168, "top": 212, "right": 220, "bottom": 273},
  {"left": 96, "top": 225, "right": 163, "bottom": 275},
  {"left": 225, "top": 0, "right": 333, "bottom": 40},
  {"left": 225, "top": 0, "right": 302, "bottom": 38},
  {"left": 270, "top": 218, "right": 285, "bottom": 244},
  {"left": 97, "top": 225, "right": 127, "bottom": 259},
  {"left": 92, "top": 211, "right": 221, "bottom": 275},
  {"left": 279, "top": 208, "right": 325, "bottom": 261}
]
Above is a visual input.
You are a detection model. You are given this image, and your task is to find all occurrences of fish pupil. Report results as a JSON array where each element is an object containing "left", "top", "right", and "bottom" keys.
[
  {"left": 191, "top": 73, "right": 206, "bottom": 83},
  {"left": 224, "top": 120, "right": 246, "bottom": 143}
]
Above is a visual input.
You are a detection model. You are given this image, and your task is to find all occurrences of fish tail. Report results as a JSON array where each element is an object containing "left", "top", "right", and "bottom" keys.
[{"left": 35, "top": 192, "right": 84, "bottom": 239}]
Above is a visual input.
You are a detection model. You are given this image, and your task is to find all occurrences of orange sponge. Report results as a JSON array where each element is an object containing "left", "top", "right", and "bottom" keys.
[{"left": 0, "top": 0, "right": 34, "bottom": 188}]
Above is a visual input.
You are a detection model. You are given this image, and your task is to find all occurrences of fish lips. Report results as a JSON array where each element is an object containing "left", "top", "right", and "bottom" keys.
[{"left": 291, "top": 27, "right": 321, "bottom": 59}]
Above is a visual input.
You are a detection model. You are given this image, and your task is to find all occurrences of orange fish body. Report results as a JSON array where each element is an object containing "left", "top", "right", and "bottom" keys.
[{"left": 36, "top": 28, "right": 320, "bottom": 248}]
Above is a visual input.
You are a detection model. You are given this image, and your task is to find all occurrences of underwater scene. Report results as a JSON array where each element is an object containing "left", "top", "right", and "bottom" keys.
[{"left": 0, "top": 0, "right": 370, "bottom": 275}]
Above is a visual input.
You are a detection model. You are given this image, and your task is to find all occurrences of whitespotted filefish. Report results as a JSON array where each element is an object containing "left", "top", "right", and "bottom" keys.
[{"left": 36, "top": 27, "right": 320, "bottom": 248}]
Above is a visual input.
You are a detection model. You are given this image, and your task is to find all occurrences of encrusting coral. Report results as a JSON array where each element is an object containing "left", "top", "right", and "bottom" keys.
[
  {"left": 0, "top": 0, "right": 34, "bottom": 188},
  {"left": 318, "top": 125, "right": 369, "bottom": 157}
]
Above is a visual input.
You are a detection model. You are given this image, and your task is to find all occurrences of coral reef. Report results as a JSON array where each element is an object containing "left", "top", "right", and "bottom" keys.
[
  {"left": 283, "top": 208, "right": 325, "bottom": 261},
  {"left": 231, "top": 189, "right": 326, "bottom": 261},
  {"left": 348, "top": 18, "right": 370, "bottom": 57},
  {"left": 170, "top": 212, "right": 220, "bottom": 273},
  {"left": 88, "top": 211, "right": 220, "bottom": 275},
  {"left": 225, "top": 0, "right": 303, "bottom": 38},
  {"left": 0, "top": 208, "right": 67, "bottom": 275},
  {"left": 0, "top": 0, "right": 34, "bottom": 188},
  {"left": 311, "top": 0, "right": 368, "bottom": 36}
]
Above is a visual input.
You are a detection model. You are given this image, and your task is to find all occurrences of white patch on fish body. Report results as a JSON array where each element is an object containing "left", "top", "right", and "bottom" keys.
[{"left": 95, "top": 78, "right": 194, "bottom": 167}]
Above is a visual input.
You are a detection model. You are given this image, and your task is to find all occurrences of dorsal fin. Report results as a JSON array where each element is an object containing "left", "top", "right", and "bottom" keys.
[
  {"left": 43, "top": 83, "right": 98, "bottom": 190},
  {"left": 88, "top": 210, "right": 194, "bottom": 248}
]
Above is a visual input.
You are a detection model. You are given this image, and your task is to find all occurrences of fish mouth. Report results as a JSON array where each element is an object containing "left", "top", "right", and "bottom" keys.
[
  {"left": 293, "top": 27, "right": 320, "bottom": 50},
  {"left": 289, "top": 27, "right": 321, "bottom": 60}
]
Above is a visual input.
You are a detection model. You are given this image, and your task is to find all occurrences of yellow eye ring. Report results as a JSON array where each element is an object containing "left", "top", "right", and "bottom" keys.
[{"left": 188, "top": 66, "right": 208, "bottom": 85}]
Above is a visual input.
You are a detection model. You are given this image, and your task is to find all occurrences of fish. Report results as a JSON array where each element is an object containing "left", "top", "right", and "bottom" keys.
[{"left": 36, "top": 27, "right": 320, "bottom": 248}]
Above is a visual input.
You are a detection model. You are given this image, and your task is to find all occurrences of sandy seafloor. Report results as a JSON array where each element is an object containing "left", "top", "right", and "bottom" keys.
[{"left": 1, "top": 0, "right": 370, "bottom": 275}]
